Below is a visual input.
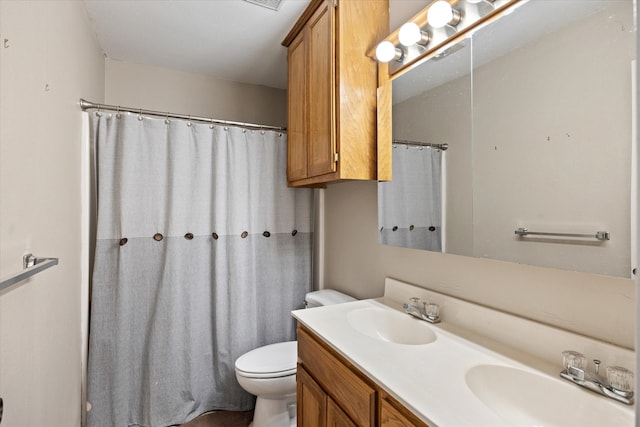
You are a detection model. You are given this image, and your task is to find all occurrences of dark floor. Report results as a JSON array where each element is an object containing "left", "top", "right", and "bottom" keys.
[{"left": 180, "top": 410, "right": 254, "bottom": 427}]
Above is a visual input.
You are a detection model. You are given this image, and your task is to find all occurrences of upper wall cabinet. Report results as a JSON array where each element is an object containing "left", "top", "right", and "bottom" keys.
[{"left": 282, "top": 0, "right": 389, "bottom": 187}]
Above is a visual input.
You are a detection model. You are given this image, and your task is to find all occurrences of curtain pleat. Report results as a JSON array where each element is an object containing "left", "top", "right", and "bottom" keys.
[{"left": 87, "top": 113, "right": 313, "bottom": 427}]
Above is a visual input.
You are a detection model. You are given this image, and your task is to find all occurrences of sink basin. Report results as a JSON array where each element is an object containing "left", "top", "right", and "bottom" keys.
[
  {"left": 346, "top": 307, "right": 437, "bottom": 345},
  {"left": 466, "top": 364, "right": 633, "bottom": 427}
]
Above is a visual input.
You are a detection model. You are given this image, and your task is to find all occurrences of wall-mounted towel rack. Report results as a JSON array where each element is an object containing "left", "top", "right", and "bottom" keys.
[
  {"left": 0, "top": 254, "right": 59, "bottom": 292},
  {"left": 514, "top": 228, "right": 610, "bottom": 241}
]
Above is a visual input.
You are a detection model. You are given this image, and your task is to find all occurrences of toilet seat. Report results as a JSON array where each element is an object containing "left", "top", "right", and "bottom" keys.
[{"left": 235, "top": 341, "right": 297, "bottom": 379}]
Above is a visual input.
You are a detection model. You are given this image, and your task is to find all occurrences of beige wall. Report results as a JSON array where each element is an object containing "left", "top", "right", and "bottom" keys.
[
  {"left": 105, "top": 59, "right": 287, "bottom": 128},
  {"left": 0, "top": 1, "right": 105, "bottom": 426}
]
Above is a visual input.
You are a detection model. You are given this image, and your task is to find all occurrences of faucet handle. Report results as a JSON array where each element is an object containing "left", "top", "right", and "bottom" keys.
[
  {"left": 562, "top": 350, "right": 586, "bottom": 371},
  {"left": 408, "top": 296, "right": 421, "bottom": 309},
  {"left": 424, "top": 302, "right": 440, "bottom": 319},
  {"left": 606, "top": 366, "right": 634, "bottom": 394}
]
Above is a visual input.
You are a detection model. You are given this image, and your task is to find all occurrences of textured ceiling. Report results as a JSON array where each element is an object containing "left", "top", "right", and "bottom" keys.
[{"left": 83, "top": 0, "right": 312, "bottom": 90}]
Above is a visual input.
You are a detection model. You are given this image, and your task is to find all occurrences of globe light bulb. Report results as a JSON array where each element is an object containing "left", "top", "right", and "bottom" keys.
[
  {"left": 428, "top": 1, "right": 454, "bottom": 28},
  {"left": 398, "top": 22, "right": 422, "bottom": 47},
  {"left": 466, "top": 0, "right": 482, "bottom": 3},
  {"left": 375, "top": 41, "right": 400, "bottom": 63}
]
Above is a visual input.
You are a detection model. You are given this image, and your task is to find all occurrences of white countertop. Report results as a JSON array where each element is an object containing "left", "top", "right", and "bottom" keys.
[{"left": 292, "top": 297, "right": 634, "bottom": 427}]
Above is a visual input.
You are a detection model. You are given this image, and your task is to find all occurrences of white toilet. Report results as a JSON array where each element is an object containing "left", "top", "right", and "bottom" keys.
[{"left": 235, "top": 289, "right": 355, "bottom": 427}]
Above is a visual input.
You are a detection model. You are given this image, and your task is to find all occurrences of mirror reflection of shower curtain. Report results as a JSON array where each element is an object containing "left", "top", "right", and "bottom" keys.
[
  {"left": 378, "top": 145, "right": 443, "bottom": 251},
  {"left": 86, "top": 113, "right": 313, "bottom": 427}
]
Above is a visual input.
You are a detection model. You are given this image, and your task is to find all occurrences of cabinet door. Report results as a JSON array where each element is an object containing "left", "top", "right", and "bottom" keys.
[
  {"left": 307, "top": 0, "right": 336, "bottom": 178},
  {"left": 297, "top": 364, "right": 327, "bottom": 427},
  {"left": 380, "top": 395, "right": 430, "bottom": 427},
  {"left": 327, "top": 398, "right": 357, "bottom": 427},
  {"left": 287, "top": 30, "right": 307, "bottom": 181}
]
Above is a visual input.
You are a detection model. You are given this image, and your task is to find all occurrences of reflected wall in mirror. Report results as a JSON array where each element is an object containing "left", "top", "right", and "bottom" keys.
[{"left": 379, "top": 0, "right": 636, "bottom": 278}]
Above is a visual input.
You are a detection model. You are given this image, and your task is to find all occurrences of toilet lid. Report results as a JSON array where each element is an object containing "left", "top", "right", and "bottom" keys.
[{"left": 235, "top": 341, "right": 297, "bottom": 379}]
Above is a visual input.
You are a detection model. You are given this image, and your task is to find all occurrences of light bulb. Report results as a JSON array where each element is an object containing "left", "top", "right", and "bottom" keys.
[
  {"left": 466, "top": 0, "right": 482, "bottom": 3},
  {"left": 375, "top": 41, "right": 401, "bottom": 63},
  {"left": 428, "top": 1, "right": 456, "bottom": 28},
  {"left": 398, "top": 22, "right": 421, "bottom": 46}
]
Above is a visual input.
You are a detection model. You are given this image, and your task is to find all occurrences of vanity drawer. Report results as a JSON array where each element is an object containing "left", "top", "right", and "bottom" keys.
[{"left": 298, "top": 325, "right": 376, "bottom": 426}]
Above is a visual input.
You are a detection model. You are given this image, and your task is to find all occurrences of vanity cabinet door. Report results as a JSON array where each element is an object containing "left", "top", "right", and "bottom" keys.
[
  {"left": 298, "top": 326, "right": 376, "bottom": 426},
  {"left": 327, "top": 398, "right": 357, "bottom": 427},
  {"left": 298, "top": 364, "right": 327, "bottom": 427},
  {"left": 379, "top": 392, "right": 430, "bottom": 427}
]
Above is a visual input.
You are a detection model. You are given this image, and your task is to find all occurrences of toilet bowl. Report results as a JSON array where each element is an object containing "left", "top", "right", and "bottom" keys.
[{"left": 234, "top": 289, "right": 355, "bottom": 427}]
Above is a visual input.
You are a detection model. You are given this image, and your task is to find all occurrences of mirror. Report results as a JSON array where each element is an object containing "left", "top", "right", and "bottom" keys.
[{"left": 379, "top": 0, "right": 636, "bottom": 278}]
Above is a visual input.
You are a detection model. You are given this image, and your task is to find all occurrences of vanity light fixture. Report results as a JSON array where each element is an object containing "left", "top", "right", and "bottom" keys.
[
  {"left": 398, "top": 22, "right": 431, "bottom": 47},
  {"left": 375, "top": 40, "right": 404, "bottom": 63},
  {"left": 427, "top": 1, "right": 462, "bottom": 29},
  {"left": 374, "top": 0, "right": 522, "bottom": 72}
]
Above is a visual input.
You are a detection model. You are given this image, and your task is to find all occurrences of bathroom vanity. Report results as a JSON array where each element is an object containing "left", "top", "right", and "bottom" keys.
[
  {"left": 297, "top": 325, "right": 427, "bottom": 427},
  {"left": 292, "top": 279, "right": 635, "bottom": 426}
]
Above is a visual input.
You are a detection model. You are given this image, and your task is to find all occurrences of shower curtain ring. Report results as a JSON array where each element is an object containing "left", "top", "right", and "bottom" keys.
[
  {"left": 209, "top": 117, "right": 215, "bottom": 129},
  {"left": 116, "top": 105, "right": 121, "bottom": 119},
  {"left": 187, "top": 115, "right": 192, "bottom": 127},
  {"left": 165, "top": 112, "right": 170, "bottom": 125},
  {"left": 138, "top": 108, "right": 143, "bottom": 121}
]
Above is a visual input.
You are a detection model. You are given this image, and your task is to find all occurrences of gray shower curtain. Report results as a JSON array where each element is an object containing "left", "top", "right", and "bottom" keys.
[
  {"left": 378, "top": 144, "right": 442, "bottom": 251},
  {"left": 86, "top": 112, "right": 313, "bottom": 427}
]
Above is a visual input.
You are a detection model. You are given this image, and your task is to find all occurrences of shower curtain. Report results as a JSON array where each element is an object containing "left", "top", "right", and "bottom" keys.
[
  {"left": 86, "top": 112, "right": 313, "bottom": 427},
  {"left": 378, "top": 144, "right": 442, "bottom": 251}
]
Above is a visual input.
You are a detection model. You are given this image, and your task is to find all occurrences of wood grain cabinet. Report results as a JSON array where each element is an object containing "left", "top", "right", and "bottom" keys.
[
  {"left": 282, "top": 0, "right": 389, "bottom": 187},
  {"left": 297, "top": 325, "right": 430, "bottom": 427}
]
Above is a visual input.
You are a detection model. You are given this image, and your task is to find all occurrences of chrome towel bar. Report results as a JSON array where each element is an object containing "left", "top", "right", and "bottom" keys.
[
  {"left": 514, "top": 228, "right": 610, "bottom": 241},
  {"left": 0, "top": 254, "right": 59, "bottom": 292}
]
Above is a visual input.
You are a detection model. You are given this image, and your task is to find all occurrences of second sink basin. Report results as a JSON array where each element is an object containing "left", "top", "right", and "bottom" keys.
[
  {"left": 465, "top": 364, "right": 633, "bottom": 427},
  {"left": 347, "top": 307, "right": 437, "bottom": 345}
]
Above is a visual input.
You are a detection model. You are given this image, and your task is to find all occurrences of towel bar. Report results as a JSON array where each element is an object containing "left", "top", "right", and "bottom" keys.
[
  {"left": 0, "top": 254, "right": 59, "bottom": 292},
  {"left": 514, "top": 228, "right": 610, "bottom": 241}
]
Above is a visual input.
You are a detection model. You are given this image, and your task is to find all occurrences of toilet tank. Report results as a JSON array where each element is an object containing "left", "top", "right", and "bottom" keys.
[{"left": 304, "top": 289, "right": 355, "bottom": 308}]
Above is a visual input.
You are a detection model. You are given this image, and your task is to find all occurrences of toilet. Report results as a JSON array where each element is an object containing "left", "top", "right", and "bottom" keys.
[{"left": 235, "top": 289, "right": 355, "bottom": 427}]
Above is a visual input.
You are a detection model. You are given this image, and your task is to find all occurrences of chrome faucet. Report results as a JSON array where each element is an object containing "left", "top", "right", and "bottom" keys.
[
  {"left": 402, "top": 297, "right": 441, "bottom": 324},
  {"left": 559, "top": 351, "right": 634, "bottom": 405}
]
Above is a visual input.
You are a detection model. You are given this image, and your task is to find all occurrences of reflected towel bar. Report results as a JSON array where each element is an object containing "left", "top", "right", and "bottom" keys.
[
  {"left": 514, "top": 228, "right": 610, "bottom": 241},
  {"left": 393, "top": 139, "right": 448, "bottom": 151},
  {"left": 0, "top": 254, "right": 59, "bottom": 291}
]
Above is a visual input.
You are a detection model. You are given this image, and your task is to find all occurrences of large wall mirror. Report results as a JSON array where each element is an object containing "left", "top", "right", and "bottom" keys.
[{"left": 378, "top": 0, "right": 636, "bottom": 278}]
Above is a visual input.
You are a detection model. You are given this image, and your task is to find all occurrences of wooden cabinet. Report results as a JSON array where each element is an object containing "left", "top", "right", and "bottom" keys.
[
  {"left": 298, "top": 326, "right": 375, "bottom": 426},
  {"left": 379, "top": 392, "right": 429, "bottom": 427},
  {"left": 297, "top": 364, "right": 358, "bottom": 427},
  {"left": 297, "top": 365, "right": 327, "bottom": 427},
  {"left": 328, "top": 399, "right": 357, "bottom": 427},
  {"left": 297, "top": 325, "right": 430, "bottom": 427},
  {"left": 282, "top": 0, "right": 389, "bottom": 187}
]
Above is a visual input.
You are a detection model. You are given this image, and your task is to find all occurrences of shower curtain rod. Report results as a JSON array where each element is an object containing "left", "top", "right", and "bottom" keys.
[
  {"left": 79, "top": 99, "right": 287, "bottom": 132},
  {"left": 393, "top": 139, "right": 448, "bottom": 151}
]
